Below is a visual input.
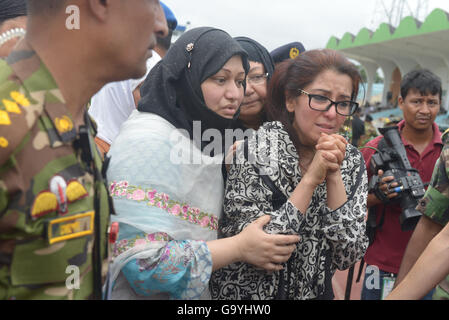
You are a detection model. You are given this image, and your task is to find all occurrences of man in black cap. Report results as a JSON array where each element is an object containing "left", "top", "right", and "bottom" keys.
[
  {"left": 0, "top": 0, "right": 27, "bottom": 58},
  {"left": 270, "top": 41, "right": 305, "bottom": 64}
]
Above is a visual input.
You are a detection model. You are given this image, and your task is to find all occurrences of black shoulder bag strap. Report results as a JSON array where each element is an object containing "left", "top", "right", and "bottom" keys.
[
  {"left": 79, "top": 112, "right": 115, "bottom": 300},
  {"left": 366, "top": 137, "right": 388, "bottom": 243},
  {"left": 242, "top": 139, "right": 287, "bottom": 210},
  {"left": 356, "top": 140, "right": 388, "bottom": 287}
]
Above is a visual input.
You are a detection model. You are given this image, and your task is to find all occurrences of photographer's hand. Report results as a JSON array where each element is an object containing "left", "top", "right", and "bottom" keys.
[
  {"left": 377, "top": 169, "right": 400, "bottom": 199},
  {"left": 368, "top": 169, "right": 400, "bottom": 207}
]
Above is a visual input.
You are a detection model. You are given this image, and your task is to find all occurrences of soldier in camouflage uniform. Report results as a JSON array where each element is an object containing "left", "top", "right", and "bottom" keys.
[
  {"left": 394, "top": 129, "right": 449, "bottom": 299},
  {"left": 419, "top": 129, "right": 449, "bottom": 299},
  {"left": 0, "top": 0, "right": 167, "bottom": 299}
]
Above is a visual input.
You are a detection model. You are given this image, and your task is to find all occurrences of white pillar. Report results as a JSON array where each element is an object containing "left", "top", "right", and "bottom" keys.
[{"left": 360, "top": 61, "right": 378, "bottom": 105}]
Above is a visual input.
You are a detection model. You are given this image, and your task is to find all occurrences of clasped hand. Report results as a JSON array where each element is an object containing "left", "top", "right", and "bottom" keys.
[{"left": 306, "top": 133, "right": 348, "bottom": 186}]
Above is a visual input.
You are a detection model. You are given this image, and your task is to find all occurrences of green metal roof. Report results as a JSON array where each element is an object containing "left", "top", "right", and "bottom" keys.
[{"left": 326, "top": 8, "right": 449, "bottom": 50}]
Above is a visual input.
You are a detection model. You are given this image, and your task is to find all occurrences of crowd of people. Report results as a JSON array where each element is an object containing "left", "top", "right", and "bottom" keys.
[{"left": 0, "top": 0, "right": 448, "bottom": 301}]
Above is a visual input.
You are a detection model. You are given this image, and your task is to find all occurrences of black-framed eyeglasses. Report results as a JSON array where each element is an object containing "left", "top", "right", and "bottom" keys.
[
  {"left": 298, "top": 89, "right": 359, "bottom": 116},
  {"left": 247, "top": 73, "right": 269, "bottom": 85}
]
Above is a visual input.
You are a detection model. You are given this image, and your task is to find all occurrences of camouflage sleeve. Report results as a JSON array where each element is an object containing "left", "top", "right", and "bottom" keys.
[
  {"left": 0, "top": 75, "right": 38, "bottom": 217},
  {"left": 416, "top": 142, "right": 449, "bottom": 227},
  {"left": 0, "top": 95, "right": 31, "bottom": 213},
  {"left": 0, "top": 60, "right": 35, "bottom": 166}
]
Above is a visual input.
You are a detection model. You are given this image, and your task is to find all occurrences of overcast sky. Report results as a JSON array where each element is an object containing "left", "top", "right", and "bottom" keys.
[{"left": 162, "top": 0, "right": 449, "bottom": 52}]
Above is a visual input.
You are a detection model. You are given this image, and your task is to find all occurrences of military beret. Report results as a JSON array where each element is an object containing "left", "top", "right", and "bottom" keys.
[
  {"left": 160, "top": 2, "right": 177, "bottom": 31},
  {"left": 270, "top": 42, "right": 306, "bottom": 64},
  {"left": 0, "top": 0, "right": 27, "bottom": 24}
]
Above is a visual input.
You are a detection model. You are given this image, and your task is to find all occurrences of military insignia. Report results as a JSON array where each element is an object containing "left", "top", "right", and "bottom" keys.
[
  {"left": 49, "top": 175, "right": 68, "bottom": 215},
  {"left": 66, "top": 180, "right": 89, "bottom": 202},
  {"left": 31, "top": 191, "right": 58, "bottom": 219},
  {"left": 289, "top": 47, "right": 300, "bottom": 59},
  {"left": 0, "top": 110, "right": 11, "bottom": 125},
  {"left": 10, "top": 91, "right": 30, "bottom": 107},
  {"left": 0, "top": 136, "right": 8, "bottom": 148},
  {"left": 46, "top": 211, "right": 95, "bottom": 245},
  {"left": 2, "top": 99, "right": 21, "bottom": 114},
  {"left": 30, "top": 177, "right": 89, "bottom": 219},
  {"left": 54, "top": 115, "right": 74, "bottom": 134}
]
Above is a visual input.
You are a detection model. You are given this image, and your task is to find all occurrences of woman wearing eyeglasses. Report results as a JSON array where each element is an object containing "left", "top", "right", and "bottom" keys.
[
  {"left": 211, "top": 49, "right": 369, "bottom": 300},
  {"left": 234, "top": 37, "right": 275, "bottom": 130}
]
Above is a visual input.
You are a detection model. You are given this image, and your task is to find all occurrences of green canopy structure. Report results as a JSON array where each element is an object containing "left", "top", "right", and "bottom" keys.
[{"left": 326, "top": 8, "right": 449, "bottom": 112}]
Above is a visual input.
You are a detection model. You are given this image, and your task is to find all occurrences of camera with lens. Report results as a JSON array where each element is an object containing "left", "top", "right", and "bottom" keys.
[{"left": 368, "top": 126, "right": 425, "bottom": 231}]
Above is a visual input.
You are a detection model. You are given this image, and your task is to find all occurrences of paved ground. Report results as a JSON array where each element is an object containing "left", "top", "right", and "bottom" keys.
[{"left": 332, "top": 260, "right": 365, "bottom": 300}]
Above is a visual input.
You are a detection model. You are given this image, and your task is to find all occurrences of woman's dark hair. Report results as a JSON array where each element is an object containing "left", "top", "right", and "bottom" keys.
[{"left": 265, "top": 49, "right": 362, "bottom": 152}]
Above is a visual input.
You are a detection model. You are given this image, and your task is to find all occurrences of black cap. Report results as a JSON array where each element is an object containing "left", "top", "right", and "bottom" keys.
[{"left": 270, "top": 42, "right": 305, "bottom": 64}]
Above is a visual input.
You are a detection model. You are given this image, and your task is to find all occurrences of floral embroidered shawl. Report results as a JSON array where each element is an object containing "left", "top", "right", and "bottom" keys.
[{"left": 106, "top": 111, "right": 224, "bottom": 299}]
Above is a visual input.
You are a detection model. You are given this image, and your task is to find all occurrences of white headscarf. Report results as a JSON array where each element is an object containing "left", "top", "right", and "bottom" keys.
[{"left": 88, "top": 51, "right": 162, "bottom": 145}]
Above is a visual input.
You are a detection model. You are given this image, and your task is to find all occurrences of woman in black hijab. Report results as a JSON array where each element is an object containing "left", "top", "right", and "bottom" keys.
[
  {"left": 138, "top": 28, "right": 249, "bottom": 152},
  {"left": 106, "top": 27, "right": 299, "bottom": 300},
  {"left": 234, "top": 36, "right": 275, "bottom": 130}
]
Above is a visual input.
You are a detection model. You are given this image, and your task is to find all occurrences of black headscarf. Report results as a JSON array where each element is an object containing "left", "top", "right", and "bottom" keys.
[
  {"left": 0, "top": 0, "right": 27, "bottom": 24},
  {"left": 138, "top": 27, "right": 249, "bottom": 152},
  {"left": 233, "top": 36, "right": 274, "bottom": 129},
  {"left": 234, "top": 36, "right": 275, "bottom": 81}
]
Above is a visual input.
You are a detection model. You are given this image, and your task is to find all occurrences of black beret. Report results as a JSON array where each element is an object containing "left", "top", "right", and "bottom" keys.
[
  {"left": 0, "top": 0, "right": 27, "bottom": 24},
  {"left": 270, "top": 42, "right": 305, "bottom": 64}
]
